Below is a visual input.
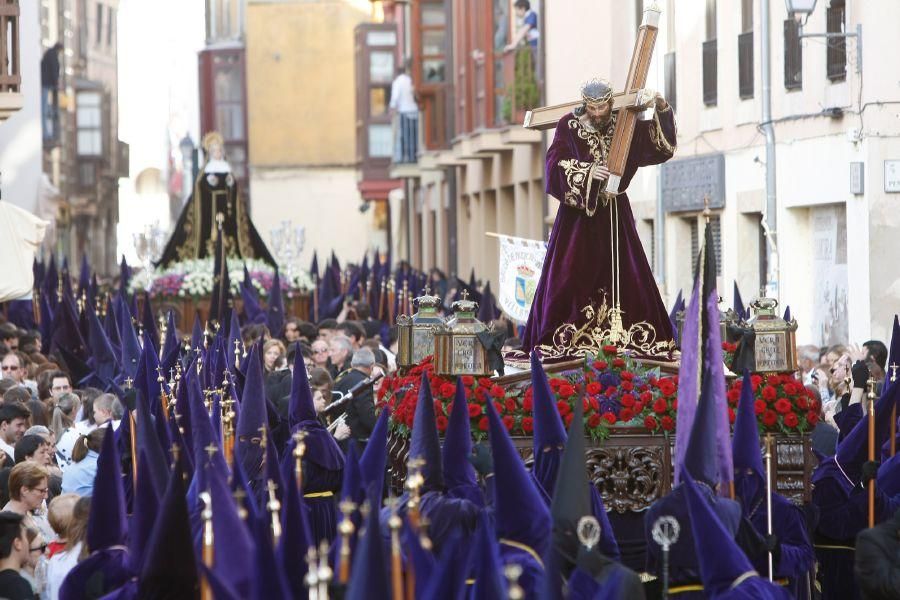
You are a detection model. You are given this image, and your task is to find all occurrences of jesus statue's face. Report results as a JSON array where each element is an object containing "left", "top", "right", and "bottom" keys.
[{"left": 585, "top": 100, "right": 612, "bottom": 128}]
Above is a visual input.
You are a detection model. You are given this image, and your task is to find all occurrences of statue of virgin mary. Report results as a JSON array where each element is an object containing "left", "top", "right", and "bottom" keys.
[{"left": 156, "top": 131, "right": 276, "bottom": 268}]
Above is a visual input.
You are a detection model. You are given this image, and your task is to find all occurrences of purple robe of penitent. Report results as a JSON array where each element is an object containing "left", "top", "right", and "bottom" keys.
[{"left": 523, "top": 107, "right": 677, "bottom": 357}]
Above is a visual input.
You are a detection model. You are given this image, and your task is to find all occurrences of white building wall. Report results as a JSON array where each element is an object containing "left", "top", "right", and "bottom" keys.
[{"left": 249, "top": 167, "right": 378, "bottom": 269}]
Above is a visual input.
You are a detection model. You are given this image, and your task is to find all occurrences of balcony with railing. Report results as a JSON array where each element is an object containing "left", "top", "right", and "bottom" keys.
[{"left": 0, "top": 0, "right": 23, "bottom": 121}]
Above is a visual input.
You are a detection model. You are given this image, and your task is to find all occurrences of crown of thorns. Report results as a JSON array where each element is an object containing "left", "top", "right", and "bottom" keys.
[{"left": 580, "top": 78, "right": 613, "bottom": 105}]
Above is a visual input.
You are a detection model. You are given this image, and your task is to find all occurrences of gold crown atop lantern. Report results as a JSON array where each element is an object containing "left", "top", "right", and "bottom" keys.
[{"left": 580, "top": 78, "right": 614, "bottom": 106}]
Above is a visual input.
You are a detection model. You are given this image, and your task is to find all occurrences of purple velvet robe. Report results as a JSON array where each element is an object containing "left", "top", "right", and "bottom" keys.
[{"left": 523, "top": 108, "right": 677, "bottom": 357}]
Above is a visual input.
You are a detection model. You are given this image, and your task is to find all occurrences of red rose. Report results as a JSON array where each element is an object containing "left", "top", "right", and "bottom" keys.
[
  {"left": 479, "top": 377, "right": 492, "bottom": 388},
  {"left": 505, "top": 398, "right": 517, "bottom": 413},
  {"left": 672, "top": 399, "right": 678, "bottom": 411},
  {"left": 621, "top": 380, "right": 634, "bottom": 392},
  {"left": 661, "top": 416, "right": 675, "bottom": 431},
  {"left": 588, "top": 414, "right": 601, "bottom": 428},
  {"left": 796, "top": 396, "right": 808, "bottom": 410},
  {"left": 659, "top": 381, "right": 676, "bottom": 397},
  {"left": 728, "top": 408, "right": 736, "bottom": 424},
  {"left": 446, "top": 401, "right": 454, "bottom": 416},
  {"left": 549, "top": 378, "right": 564, "bottom": 390},
  {"left": 653, "top": 398, "right": 668, "bottom": 415},
  {"left": 602, "top": 345, "right": 618, "bottom": 355},
  {"left": 774, "top": 398, "right": 792, "bottom": 415},
  {"left": 587, "top": 382, "right": 602, "bottom": 395},
  {"left": 620, "top": 407, "right": 635, "bottom": 422},
  {"left": 593, "top": 360, "right": 608, "bottom": 370},
  {"left": 559, "top": 384, "right": 576, "bottom": 398},
  {"left": 434, "top": 400, "right": 445, "bottom": 416},
  {"left": 751, "top": 374, "right": 763, "bottom": 388},
  {"left": 640, "top": 391, "right": 653, "bottom": 404},
  {"left": 522, "top": 417, "right": 534, "bottom": 433},
  {"left": 468, "top": 404, "right": 483, "bottom": 418},
  {"left": 783, "top": 382, "right": 798, "bottom": 395},
  {"left": 612, "top": 358, "right": 626, "bottom": 368},
  {"left": 621, "top": 393, "right": 636, "bottom": 408},
  {"left": 763, "top": 409, "right": 778, "bottom": 427},
  {"left": 602, "top": 412, "right": 617, "bottom": 424},
  {"left": 493, "top": 402, "right": 504, "bottom": 415},
  {"left": 474, "top": 387, "right": 486, "bottom": 403},
  {"left": 605, "top": 387, "right": 617, "bottom": 397},
  {"left": 722, "top": 341, "right": 737, "bottom": 353},
  {"left": 478, "top": 417, "right": 489, "bottom": 431},
  {"left": 644, "top": 415, "right": 658, "bottom": 430},
  {"left": 807, "top": 410, "right": 819, "bottom": 426},
  {"left": 582, "top": 397, "right": 591, "bottom": 412},
  {"left": 754, "top": 400, "right": 766, "bottom": 415},
  {"left": 557, "top": 401, "right": 571, "bottom": 416},
  {"left": 620, "top": 371, "right": 635, "bottom": 381},
  {"left": 436, "top": 415, "right": 448, "bottom": 432},
  {"left": 762, "top": 385, "right": 777, "bottom": 401},
  {"left": 564, "top": 413, "right": 574, "bottom": 426},
  {"left": 726, "top": 389, "right": 741, "bottom": 405},
  {"left": 522, "top": 396, "right": 533, "bottom": 411},
  {"left": 767, "top": 375, "right": 780, "bottom": 386},
  {"left": 461, "top": 375, "right": 475, "bottom": 386},
  {"left": 502, "top": 415, "right": 515, "bottom": 431},
  {"left": 633, "top": 401, "right": 645, "bottom": 413},
  {"left": 589, "top": 396, "right": 600, "bottom": 411},
  {"left": 783, "top": 412, "right": 799, "bottom": 428},
  {"left": 490, "top": 385, "right": 506, "bottom": 399}
]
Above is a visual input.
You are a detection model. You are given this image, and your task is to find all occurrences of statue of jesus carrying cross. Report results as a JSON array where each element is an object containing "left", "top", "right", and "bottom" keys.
[{"left": 521, "top": 3, "right": 677, "bottom": 360}]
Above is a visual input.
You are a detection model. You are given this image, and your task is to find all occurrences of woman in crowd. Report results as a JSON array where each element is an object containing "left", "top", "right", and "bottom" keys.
[
  {"left": 310, "top": 339, "right": 330, "bottom": 370},
  {"left": 51, "top": 393, "right": 81, "bottom": 469},
  {"left": 45, "top": 495, "right": 89, "bottom": 600},
  {"left": 73, "top": 388, "right": 102, "bottom": 435},
  {"left": 2, "top": 462, "right": 54, "bottom": 542},
  {"left": 60, "top": 429, "right": 104, "bottom": 497},
  {"left": 21, "top": 525, "right": 47, "bottom": 597}
]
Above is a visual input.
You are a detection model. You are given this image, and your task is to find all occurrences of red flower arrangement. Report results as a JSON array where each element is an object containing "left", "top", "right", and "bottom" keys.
[{"left": 726, "top": 372, "right": 819, "bottom": 434}]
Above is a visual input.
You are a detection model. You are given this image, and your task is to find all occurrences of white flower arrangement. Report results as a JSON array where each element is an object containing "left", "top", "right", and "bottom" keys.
[{"left": 128, "top": 257, "right": 313, "bottom": 299}]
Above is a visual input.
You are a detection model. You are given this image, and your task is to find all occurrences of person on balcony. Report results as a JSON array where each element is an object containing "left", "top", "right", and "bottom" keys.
[{"left": 389, "top": 66, "right": 419, "bottom": 163}]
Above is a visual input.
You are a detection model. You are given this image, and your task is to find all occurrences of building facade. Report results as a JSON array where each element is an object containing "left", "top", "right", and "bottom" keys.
[
  {"left": 374, "top": 0, "right": 899, "bottom": 347},
  {"left": 238, "top": 0, "right": 382, "bottom": 268},
  {"left": 36, "top": 0, "right": 126, "bottom": 276}
]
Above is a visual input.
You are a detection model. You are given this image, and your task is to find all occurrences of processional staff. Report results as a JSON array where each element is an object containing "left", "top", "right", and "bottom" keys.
[
  {"left": 764, "top": 434, "right": 775, "bottom": 581},
  {"left": 199, "top": 491, "right": 214, "bottom": 600},
  {"left": 651, "top": 515, "right": 680, "bottom": 599},
  {"left": 336, "top": 499, "right": 357, "bottom": 584},
  {"left": 867, "top": 376, "right": 877, "bottom": 528},
  {"left": 889, "top": 362, "right": 898, "bottom": 457},
  {"left": 386, "top": 494, "right": 404, "bottom": 600}
]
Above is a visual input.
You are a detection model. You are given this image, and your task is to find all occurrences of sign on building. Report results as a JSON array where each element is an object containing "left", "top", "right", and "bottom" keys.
[
  {"left": 884, "top": 160, "right": 900, "bottom": 192},
  {"left": 660, "top": 153, "right": 726, "bottom": 213}
]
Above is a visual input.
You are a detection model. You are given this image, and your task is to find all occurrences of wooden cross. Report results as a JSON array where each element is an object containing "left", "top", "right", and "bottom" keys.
[
  {"left": 523, "top": 2, "right": 663, "bottom": 198},
  {"left": 124, "top": 377, "right": 134, "bottom": 389}
]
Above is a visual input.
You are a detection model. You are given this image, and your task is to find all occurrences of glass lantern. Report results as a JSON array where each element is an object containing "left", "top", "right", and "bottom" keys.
[
  {"left": 746, "top": 296, "right": 798, "bottom": 372},
  {"left": 433, "top": 292, "right": 492, "bottom": 377},
  {"left": 396, "top": 287, "right": 445, "bottom": 368}
]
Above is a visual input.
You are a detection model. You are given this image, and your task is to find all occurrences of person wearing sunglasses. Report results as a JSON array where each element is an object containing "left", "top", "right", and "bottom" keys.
[
  {"left": 0, "top": 352, "right": 25, "bottom": 385},
  {"left": 2, "top": 462, "right": 55, "bottom": 543}
]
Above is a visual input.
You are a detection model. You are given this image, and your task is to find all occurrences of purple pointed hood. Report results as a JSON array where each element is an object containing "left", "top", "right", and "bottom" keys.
[
  {"left": 86, "top": 423, "right": 127, "bottom": 550},
  {"left": 441, "top": 380, "right": 479, "bottom": 495},
  {"left": 408, "top": 371, "right": 444, "bottom": 492}
]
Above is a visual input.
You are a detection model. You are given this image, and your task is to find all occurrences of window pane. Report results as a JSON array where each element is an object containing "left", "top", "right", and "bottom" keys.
[
  {"left": 422, "top": 59, "right": 445, "bottom": 83},
  {"left": 77, "top": 129, "right": 101, "bottom": 155},
  {"left": 368, "top": 124, "right": 392, "bottom": 157},
  {"left": 367, "top": 30, "right": 397, "bottom": 46},
  {"left": 214, "top": 64, "right": 242, "bottom": 103},
  {"left": 421, "top": 5, "right": 445, "bottom": 27},
  {"left": 369, "top": 51, "right": 395, "bottom": 84},
  {"left": 77, "top": 105, "right": 101, "bottom": 127},
  {"left": 77, "top": 92, "right": 101, "bottom": 107},
  {"left": 422, "top": 30, "right": 444, "bottom": 56},
  {"left": 370, "top": 87, "right": 388, "bottom": 116},
  {"left": 215, "top": 103, "right": 244, "bottom": 139}
]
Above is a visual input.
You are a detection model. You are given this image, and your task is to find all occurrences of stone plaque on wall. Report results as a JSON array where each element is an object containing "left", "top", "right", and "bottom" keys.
[{"left": 660, "top": 153, "right": 726, "bottom": 213}]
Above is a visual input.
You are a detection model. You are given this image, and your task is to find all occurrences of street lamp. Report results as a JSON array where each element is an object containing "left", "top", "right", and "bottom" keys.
[
  {"left": 784, "top": 0, "right": 861, "bottom": 72},
  {"left": 784, "top": 0, "right": 817, "bottom": 22}
]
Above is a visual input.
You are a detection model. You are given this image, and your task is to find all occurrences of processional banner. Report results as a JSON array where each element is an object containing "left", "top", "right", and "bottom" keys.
[{"left": 497, "top": 234, "right": 547, "bottom": 323}]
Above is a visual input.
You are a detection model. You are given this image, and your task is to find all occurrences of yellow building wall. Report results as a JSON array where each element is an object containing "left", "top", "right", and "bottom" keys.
[{"left": 245, "top": 0, "right": 370, "bottom": 166}]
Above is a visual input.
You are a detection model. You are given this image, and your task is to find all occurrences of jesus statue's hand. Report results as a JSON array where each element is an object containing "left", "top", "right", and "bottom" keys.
[{"left": 591, "top": 164, "right": 610, "bottom": 181}]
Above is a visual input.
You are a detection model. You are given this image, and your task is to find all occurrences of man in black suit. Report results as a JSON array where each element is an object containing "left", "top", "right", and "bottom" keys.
[{"left": 333, "top": 347, "right": 376, "bottom": 449}]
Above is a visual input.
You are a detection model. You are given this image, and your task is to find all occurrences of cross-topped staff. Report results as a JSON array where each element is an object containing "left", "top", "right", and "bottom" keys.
[
  {"left": 386, "top": 495, "right": 404, "bottom": 600},
  {"left": 890, "top": 362, "right": 898, "bottom": 457},
  {"left": 266, "top": 479, "right": 282, "bottom": 544},
  {"left": 336, "top": 499, "right": 357, "bottom": 584},
  {"left": 292, "top": 430, "right": 308, "bottom": 491},
  {"left": 199, "top": 491, "right": 214, "bottom": 600},
  {"left": 867, "top": 376, "right": 877, "bottom": 528}
]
